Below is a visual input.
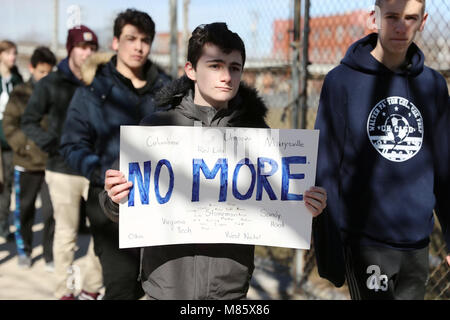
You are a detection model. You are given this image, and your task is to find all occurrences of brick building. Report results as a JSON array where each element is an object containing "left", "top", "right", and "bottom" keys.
[{"left": 272, "top": 10, "right": 372, "bottom": 64}]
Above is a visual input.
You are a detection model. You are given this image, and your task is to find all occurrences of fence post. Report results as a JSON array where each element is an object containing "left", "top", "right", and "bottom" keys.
[
  {"left": 293, "top": 0, "right": 311, "bottom": 292},
  {"left": 169, "top": 0, "right": 179, "bottom": 79},
  {"left": 182, "top": 0, "right": 191, "bottom": 61},
  {"left": 292, "top": 0, "right": 304, "bottom": 291},
  {"left": 300, "top": 0, "right": 310, "bottom": 130},
  {"left": 291, "top": 0, "right": 301, "bottom": 130}
]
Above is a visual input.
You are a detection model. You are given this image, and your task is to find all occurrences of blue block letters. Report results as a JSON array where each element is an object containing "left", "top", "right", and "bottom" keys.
[{"left": 127, "top": 156, "right": 306, "bottom": 206}]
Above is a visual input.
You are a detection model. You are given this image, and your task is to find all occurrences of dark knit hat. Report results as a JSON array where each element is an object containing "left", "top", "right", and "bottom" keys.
[{"left": 66, "top": 25, "right": 98, "bottom": 56}]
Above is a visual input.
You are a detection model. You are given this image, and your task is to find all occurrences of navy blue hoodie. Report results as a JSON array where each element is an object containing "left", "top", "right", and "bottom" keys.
[{"left": 313, "top": 33, "right": 449, "bottom": 285}]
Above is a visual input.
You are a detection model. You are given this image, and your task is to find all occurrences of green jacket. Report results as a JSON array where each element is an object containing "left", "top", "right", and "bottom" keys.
[
  {"left": 0, "top": 66, "right": 23, "bottom": 150},
  {"left": 3, "top": 80, "right": 48, "bottom": 171}
]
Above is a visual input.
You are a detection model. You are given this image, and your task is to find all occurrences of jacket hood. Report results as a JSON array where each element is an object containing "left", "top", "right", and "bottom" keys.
[
  {"left": 155, "top": 75, "right": 269, "bottom": 127},
  {"left": 341, "top": 33, "right": 425, "bottom": 76},
  {"left": 80, "top": 52, "right": 168, "bottom": 92},
  {"left": 81, "top": 52, "right": 114, "bottom": 85},
  {"left": 57, "top": 58, "right": 84, "bottom": 85}
]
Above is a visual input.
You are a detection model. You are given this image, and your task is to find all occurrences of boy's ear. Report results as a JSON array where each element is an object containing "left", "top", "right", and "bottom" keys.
[
  {"left": 185, "top": 61, "right": 196, "bottom": 81},
  {"left": 111, "top": 37, "right": 119, "bottom": 51},
  {"left": 368, "top": 8, "right": 381, "bottom": 31},
  {"left": 28, "top": 63, "right": 35, "bottom": 75},
  {"left": 418, "top": 13, "right": 428, "bottom": 32}
]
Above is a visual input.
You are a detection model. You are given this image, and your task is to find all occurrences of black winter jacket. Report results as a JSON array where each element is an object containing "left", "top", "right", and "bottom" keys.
[
  {"left": 99, "top": 75, "right": 269, "bottom": 299},
  {"left": 59, "top": 53, "right": 171, "bottom": 187},
  {"left": 21, "top": 58, "right": 83, "bottom": 175}
]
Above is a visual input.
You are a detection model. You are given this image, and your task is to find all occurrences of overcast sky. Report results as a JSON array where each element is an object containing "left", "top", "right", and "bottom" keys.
[{"left": 0, "top": 0, "right": 447, "bottom": 58}]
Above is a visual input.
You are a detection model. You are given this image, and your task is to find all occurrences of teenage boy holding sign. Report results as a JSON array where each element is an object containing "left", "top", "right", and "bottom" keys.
[{"left": 101, "top": 23, "right": 327, "bottom": 300}]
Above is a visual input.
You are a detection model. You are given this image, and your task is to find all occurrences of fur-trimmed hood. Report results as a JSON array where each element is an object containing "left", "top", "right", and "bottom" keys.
[
  {"left": 153, "top": 75, "right": 269, "bottom": 128},
  {"left": 59, "top": 52, "right": 171, "bottom": 187},
  {"left": 81, "top": 52, "right": 114, "bottom": 85},
  {"left": 80, "top": 52, "right": 170, "bottom": 91}
]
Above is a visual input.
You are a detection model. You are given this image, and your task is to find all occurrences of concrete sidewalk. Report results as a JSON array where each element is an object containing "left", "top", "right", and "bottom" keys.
[
  {"left": 0, "top": 220, "right": 95, "bottom": 300},
  {"left": 0, "top": 219, "right": 348, "bottom": 300}
]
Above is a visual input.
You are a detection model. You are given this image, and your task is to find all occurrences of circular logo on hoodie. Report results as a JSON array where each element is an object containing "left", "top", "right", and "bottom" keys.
[{"left": 367, "top": 96, "right": 423, "bottom": 162}]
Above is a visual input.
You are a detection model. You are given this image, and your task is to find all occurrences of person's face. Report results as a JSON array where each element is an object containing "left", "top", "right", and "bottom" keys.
[
  {"left": 69, "top": 42, "right": 96, "bottom": 70},
  {"left": 185, "top": 43, "right": 243, "bottom": 109},
  {"left": 29, "top": 62, "right": 53, "bottom": 82},
  {"left": 0, "top": 48, "right": 17, "bottom": 69},
  {"left": 374, "top": 0, "right": 427, "bottom": 56},
  {"left": 112, "top": 24, "right": 151, "bottom": 71}
]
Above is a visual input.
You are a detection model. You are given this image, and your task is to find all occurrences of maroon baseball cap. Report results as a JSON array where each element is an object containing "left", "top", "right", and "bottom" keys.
[{"left": 66, "top": 25, "right": 98, "bottom": 56}]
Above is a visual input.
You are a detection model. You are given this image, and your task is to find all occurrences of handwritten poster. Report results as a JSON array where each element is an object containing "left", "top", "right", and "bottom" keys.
[{"left": 119, "top": 126, "right": 319, "bottom": 249}]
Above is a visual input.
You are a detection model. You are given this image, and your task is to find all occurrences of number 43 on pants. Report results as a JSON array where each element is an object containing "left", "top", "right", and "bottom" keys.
[{"left": 366, "top": 265, "right": 388, "bottom": 292}]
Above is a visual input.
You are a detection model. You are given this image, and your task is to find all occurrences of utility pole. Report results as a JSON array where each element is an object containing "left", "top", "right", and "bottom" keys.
[
  {"left": 52, "top": 0, "right": 59, "bottom": 54},
  {"left": 170, "top": 0, "right": 179, "bottom": 79},
  {"left": 182, "top": 0, "right": 191, "bottom": 61},
  {"left": 300, "top": 0, "right": 310, "bottom": 130}
]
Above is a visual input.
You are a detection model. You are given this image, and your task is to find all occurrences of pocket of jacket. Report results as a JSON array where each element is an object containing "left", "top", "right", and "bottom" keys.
[{"left": 207, "top": 258, "right": 252, "bottom": 299}]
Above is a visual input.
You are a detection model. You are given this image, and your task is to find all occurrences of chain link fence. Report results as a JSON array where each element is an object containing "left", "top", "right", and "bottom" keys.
[
  {"left": 178, "top": 0, "right": 450, "bottom": 300},
  {"left": 189, "top": 0, "right": 449, "bottom": 300},
  {"left": 1, "top": 0, "right": 448, "bottom": 299},
  {"left": 291, "top": 0, "right": 450, "bottom": 300},
  {"left": 181, "top": 0, "right": 295, "bottom": 128}
]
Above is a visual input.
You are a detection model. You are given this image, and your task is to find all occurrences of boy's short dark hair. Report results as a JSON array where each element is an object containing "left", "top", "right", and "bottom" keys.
[
  {"left": 114, "top": 9, "right": 156, "bottom": 42},
  {"left": 30, "top": 46, "right": 57, "bottom": 68},
  {"left": 375, "top": 0, "right": 426, "bottom": 13},
  {"left": 188, "top": 23, "right": 246, "bottom": 70}
]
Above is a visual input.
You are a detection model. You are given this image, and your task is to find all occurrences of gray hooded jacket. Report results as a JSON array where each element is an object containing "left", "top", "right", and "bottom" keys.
[{"left": 99, "top": 76, "right": 269, "bottom": 299}]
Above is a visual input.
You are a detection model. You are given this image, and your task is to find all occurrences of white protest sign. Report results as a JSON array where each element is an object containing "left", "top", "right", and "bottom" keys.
[{"left": 119, "top": 126, "right": 319, "bottom": 249}]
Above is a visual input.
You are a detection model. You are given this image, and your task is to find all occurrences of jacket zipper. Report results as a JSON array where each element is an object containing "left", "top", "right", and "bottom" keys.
[
  {"left": 137, "top": 247, "right": 143, "bottom": 282},
  {"left": 193, "top": 255, "right": 197, "bottom": 299}
]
